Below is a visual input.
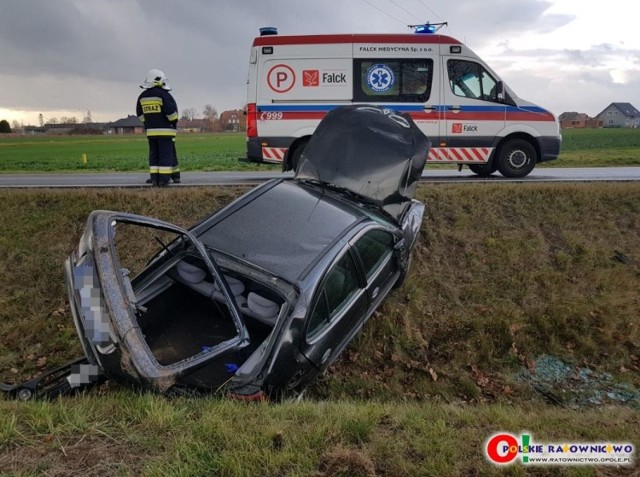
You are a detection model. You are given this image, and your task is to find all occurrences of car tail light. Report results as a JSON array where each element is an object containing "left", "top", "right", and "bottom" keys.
[{"left": 247, "top": 103, "right": 257, "bottom": 138}]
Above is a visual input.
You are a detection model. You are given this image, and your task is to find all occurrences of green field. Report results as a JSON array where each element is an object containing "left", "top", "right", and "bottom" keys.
[
  {"left": 0, "top": 184, "right": 638, "bottom": 475},
  {"left": 0, "top": 133, "right": 278, "bottom": 172},
  {"left": 0, "top": 128, "right": 639, "bottom": 172}
]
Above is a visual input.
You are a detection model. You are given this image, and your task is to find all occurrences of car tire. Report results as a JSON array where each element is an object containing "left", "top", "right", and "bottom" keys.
[
  {"left": 468, "top": 163, "right": 497, "bottom": 177},
  {"left": 496, "top": 139, "right": 537, "bottom": 178}
]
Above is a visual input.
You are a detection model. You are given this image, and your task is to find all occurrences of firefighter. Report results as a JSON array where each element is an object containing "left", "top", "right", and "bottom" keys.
[{"left": 136, "top": 69, "right": 180, "bottom": 186}]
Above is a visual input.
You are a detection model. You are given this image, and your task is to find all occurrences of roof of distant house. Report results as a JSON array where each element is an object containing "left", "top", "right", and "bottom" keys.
[
  {"left": 597, "top": 102, "right": 640, "bottom": 118},
  {"left": 110, "top": 115, "right": 143, "bottom": 128}
]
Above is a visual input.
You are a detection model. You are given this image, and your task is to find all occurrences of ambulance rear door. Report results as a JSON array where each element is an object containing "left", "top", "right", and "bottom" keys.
[{"left": 440, "top": 53, "right": 506, "bottom": 165}]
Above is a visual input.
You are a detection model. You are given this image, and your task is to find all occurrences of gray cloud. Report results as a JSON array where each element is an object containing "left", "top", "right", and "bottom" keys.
[{"left": 0, "top": 0, "right": 637, "bottom": 122}]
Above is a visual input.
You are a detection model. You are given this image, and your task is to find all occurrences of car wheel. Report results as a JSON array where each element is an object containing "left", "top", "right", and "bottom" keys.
[
  {"left": 468, "top": 163, "right": 497, "bottom": 177},
  {"left": 289, "top": 138, "right": 309, "bottom": 172},
  {"left": 496, "top": 139, "right": 537, "bottom": 178}
]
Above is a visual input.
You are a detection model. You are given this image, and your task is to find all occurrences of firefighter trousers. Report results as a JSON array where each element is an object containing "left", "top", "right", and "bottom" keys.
[{"left": 148, "top": 137, "right": 175, "bottom": 185}]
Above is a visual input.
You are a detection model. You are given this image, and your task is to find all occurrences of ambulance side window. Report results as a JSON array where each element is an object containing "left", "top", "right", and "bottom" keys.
[
  {"left": 354, "top": 59, "right": 433, "bottom": 103},
  {"left": 447, "top": 60, "right": 499, "bottom": 102}
]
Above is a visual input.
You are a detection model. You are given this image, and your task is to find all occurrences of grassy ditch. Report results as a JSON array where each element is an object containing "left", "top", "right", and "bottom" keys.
[{"left": 0, "top": 183, "right": 639, "bottom": 475}]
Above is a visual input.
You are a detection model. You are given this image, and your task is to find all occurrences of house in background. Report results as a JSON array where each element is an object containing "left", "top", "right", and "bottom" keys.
[
  {"left": 108, "top": 115, "right": 144, "bottom": 135},
  {"left": 218, "top": 109, "right": 245, "bottom": 132},
  {"left": 177, "top": 119, "right": 212, "bottom": 133},
  {"left": 558, "top": 112, "right": 603, "bottom": 129},
  {"left": 596, "top": 103, "right": 640, "bottom": 128}
]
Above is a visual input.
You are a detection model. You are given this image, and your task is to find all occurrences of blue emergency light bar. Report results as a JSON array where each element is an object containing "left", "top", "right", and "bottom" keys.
[
  {"left": 259, "top": 27, "right": 278, "bottom": 36},
  {"left": 409, "top": 22, "right": 447, "bottom": 34},
  {"left": 414, "top": 24, "right": 436, "bottom": 34}
]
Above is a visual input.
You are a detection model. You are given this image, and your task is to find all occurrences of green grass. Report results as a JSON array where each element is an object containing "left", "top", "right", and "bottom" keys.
[
  {"left": 0, "top": 184, "right": 639, "bottom": 475},
  {"left": 0, "top": 394, "right": 637, "bottom": 476},
  {"left": 1, "top": 128, "right": 639, "bottom": 172},
  {"left": 0, "top": 133, "right": 278, "bottom": 172},
  {"left": 547, "top": 128, "right": 640, "bottom": 168}
]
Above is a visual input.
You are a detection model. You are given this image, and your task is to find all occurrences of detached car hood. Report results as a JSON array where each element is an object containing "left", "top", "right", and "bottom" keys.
[{"left": 295, "top": 105, "right": 430, "bottom": 223}]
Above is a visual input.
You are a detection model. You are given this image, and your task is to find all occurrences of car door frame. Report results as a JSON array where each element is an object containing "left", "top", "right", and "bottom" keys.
[
  {"left": 300, "top": 242, "right": 368, "bottom": 370},
  {"left": 73, "top": 211, "right": 250, "bottom": 389}
]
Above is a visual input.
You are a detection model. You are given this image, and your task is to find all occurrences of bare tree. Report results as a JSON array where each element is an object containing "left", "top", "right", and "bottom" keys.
[
  {"left": 180, "top": 108, "right": 198, "bottom": 121},
  {"left": 202, "top": 104, "right": 218, "bottom": 132},
  {"left": 203, "top": 105, "right": 218, "bottom": 120},
  {"left": 60, "top": 116, "right": 78, "bottom": 124},
  {"left": 11, "top": 120, "right": 20, "bottom": 131}
]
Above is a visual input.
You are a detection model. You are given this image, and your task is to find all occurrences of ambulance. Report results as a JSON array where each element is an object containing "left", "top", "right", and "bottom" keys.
[{"left": 245, "top": 27, "right": 561, "bottom": 178}]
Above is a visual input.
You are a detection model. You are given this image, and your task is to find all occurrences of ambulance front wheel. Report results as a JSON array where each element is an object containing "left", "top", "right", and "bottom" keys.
[
  {"left": 468, "top": 163, "right": 497, "bottom": 177},
  {"left": 496, "top": 139, "right": 537, "bottom": 178}
]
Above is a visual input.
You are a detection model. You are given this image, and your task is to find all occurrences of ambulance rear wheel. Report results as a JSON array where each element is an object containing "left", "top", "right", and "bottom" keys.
[
  {"left": 289, "top": 138, "right": 309, "bottom": 172},
  {"left": 496, "top": 139, "right": 537, "bottom": 178},
  {"left": 468, "top": 163, "right": 497, "bottom": 177}
]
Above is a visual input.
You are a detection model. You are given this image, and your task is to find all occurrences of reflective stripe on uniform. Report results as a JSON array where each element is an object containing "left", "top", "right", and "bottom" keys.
[
  {"left": 138, "top": 115, "right": 145, "bottom": 122},
  {"left": 149, "top": 166, "right": 160, "bottom": 173},
  {"left": 166, "top": 112, "right": 178, "bottom": 121},
  {"left": 140, "top": 97, "right": 163, "bottom": 114},
  {"left": 158, "top": 166, "right": 173, "bottom": 174},
  {"left": 147, "top": 128, "right": 177, "bottom": 137}
]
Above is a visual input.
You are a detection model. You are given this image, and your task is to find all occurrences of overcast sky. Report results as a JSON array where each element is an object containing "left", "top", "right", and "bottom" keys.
[{"left": 1, "top": 0, "right": 638, "bottom": 125}]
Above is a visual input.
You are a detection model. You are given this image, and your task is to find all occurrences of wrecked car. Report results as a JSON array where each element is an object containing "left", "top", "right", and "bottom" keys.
[{"left": 3, "top": 105, "right": 429, "bottom": 400}]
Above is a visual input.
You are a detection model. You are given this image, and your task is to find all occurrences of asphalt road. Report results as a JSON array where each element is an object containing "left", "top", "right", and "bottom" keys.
[{"left": 0, "top": 167, "right": 639, "bottom": 188}]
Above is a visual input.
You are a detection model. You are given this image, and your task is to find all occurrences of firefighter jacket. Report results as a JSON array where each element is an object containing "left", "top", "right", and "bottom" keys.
[{"left": 136, "top": 86, "right": 179, "bottom": 137}]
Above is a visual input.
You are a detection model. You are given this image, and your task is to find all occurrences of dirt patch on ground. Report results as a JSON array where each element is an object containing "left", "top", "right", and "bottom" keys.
[
  {"left": 315, "top": 448, "right": 377, "bottom": 477},
  {"left": 0, "top": 435, "right": 147, "bottom": 476}
]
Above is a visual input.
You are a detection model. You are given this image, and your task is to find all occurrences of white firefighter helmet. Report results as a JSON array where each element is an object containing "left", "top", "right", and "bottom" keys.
[{"left": 140, "top": 69, "right": 172, "bottom": 90}]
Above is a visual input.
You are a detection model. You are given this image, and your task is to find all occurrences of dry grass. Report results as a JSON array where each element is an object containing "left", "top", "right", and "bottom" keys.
[
  {"left": 321, "top": 183, "right": 640, "bottom": 402},
  {"left": 1, "top": 183, "right": 639, "bottom": 402},
  {"left": 0, "top": 183, "right": 639, "bottom": 475}
]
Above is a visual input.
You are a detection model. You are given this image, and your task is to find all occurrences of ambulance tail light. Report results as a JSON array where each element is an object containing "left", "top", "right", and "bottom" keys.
[{"left": 247, "top": 103, "right": 257, "bottom": 138}]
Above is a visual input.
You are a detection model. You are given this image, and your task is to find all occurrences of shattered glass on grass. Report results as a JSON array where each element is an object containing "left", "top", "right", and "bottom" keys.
[{"left": 518, "top": 355, "right": 640, "bottom": 407}]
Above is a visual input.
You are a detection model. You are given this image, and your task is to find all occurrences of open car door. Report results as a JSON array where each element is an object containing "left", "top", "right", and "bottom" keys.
[{"left": 64, "top": 211, "right": 250, "bottom": 393}]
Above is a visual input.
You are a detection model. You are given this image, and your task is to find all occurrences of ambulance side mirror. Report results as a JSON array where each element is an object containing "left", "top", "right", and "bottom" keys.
[{"left": 496, "top": 81, "right": 505, "bottom": 102}]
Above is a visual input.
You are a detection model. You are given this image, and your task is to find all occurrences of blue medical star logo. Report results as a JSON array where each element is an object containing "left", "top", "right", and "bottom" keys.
[
  {"left": 366, "top": 64, "right": 394, "bottom": 92},
  {"left": 372, "top": 70, "right": 389, "bottom": 88}
]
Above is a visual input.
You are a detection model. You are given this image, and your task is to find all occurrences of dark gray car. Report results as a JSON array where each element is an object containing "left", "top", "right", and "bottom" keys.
[{"left": 5, "top": 105, "right": 430, "bottom": 401}]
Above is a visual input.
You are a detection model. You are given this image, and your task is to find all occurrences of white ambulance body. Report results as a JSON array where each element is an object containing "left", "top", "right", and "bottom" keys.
[{"left": 245, "top": 30, "right": 561, "bottom": 178}]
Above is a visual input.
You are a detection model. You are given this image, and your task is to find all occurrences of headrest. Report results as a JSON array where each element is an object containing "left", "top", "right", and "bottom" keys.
[
  {"left": 176, "top": 261, "right": 206, "bottom": 284},
  {"left": 247, "top": 292, "right": 279, "bottom": 318}
]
